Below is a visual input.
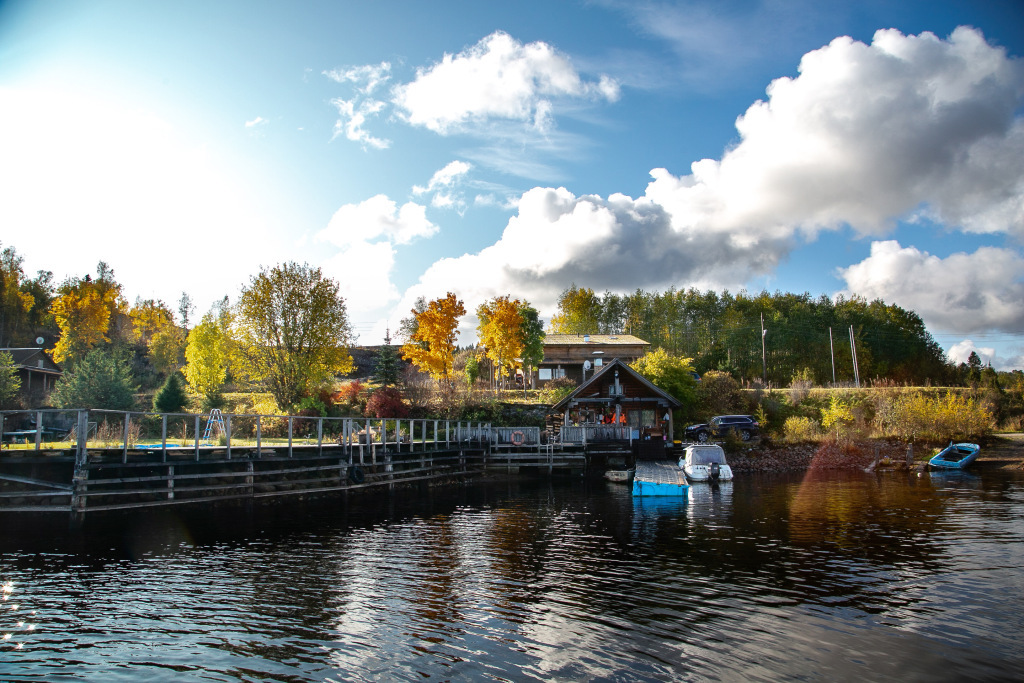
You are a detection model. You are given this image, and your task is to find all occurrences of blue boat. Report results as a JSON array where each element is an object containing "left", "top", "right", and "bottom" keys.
[
  {"left": 928, "top": 442, "right": 980, "bottom": 469},
  {"left": 632, "top": 460, "right": 689, "bottom": 496}
]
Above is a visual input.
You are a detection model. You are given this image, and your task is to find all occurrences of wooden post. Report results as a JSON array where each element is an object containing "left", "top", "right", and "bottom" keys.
[
  {"left": 317, "top": 418, "right": 323, "bottom": 456},
  {"left": 161, "top": 415, "right": 168, "bottom": 462},
  {"left": 288, "top": 417, "right": 294, "bottom": 458},
  {"left": 225, "top": 414, "right": 232, "bottom": 460},
  {"left": 34, "top": 410, "right": 42, "bottom": 452},
  {"left": 194, "top": 415, "right": 201, "bottom": 461},
  {"left": 122, "top": 412, "right": 130, "bottom": 463},
  {"left": 246, "top": 461, "right": 254, "bottom": 496},
  {"left": 256, "top": 415, "right": 262, "bottom": 458},
  {"left": 906, "top": 443, "right": 914, "bottom": 466},
  {"left": 167, "top": 465, "right": 175, "bottom": 500}
]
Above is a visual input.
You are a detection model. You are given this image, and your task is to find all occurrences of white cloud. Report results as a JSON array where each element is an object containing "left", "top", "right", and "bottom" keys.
[
  {"left": 318, "top": 195, "right": 438, "bottom": 247},
  {"left": 838, "top": 241, "right": 1024, "bottom": 334},
  {"left": 412, "top": 160, "right": 472, "bottom": 211},
  {"left": 390, "top": 27, "right": 1024, "bottom": 340},
  {"left": 392, "top": 31, "right": 620, "bottom": 134},
  {"left": 244, "top": 116, "right": 267, "bottom": 128},
  {"left": 329, "top": 97, "right": 390, "bottom": 149},
  {"left": 323, "top": 62, "right": 392, "bottom": 94},
  {"left": 321, "top": 240, "right": 400, "bottom": 319},
  {"left": 946, "top": 340, "right": 996, "bottom": 366},
  {"left": 946, "top": 339, "right": 1024, "bottom": 372}
]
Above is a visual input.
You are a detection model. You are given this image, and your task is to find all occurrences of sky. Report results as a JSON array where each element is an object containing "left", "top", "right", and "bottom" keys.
[{"left": 1, "top": 0, "right": 1023, "bottom": 370}]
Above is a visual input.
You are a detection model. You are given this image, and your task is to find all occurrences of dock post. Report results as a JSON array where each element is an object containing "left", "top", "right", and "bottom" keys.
[
  {"left": 161, "top": 415, "right": 168, "bottom": 462},
  {"left": 225, "top": 415, "right": 232, "bottom": 459},
  {"left": 70, "top": 409, "right": 89, "bottom": 526},
  {"left": 35, "top": 410, "right": 42, "bottom": 452},
  {"left": 194, "top": 415, "right": 201, "bottom": 461},
  {"left": 317, "top": 418, "right": 323, "bottom": 456},
  {"left": 122, "top": 411, "right": 130, "bottom": 463},
  {"left": 167, "top": 465, "right": 175, "bottom": 500},
  {"left": 256, "top": 416, "right": 262, "bottom": 458},
  {"left": 288, "top": 417, "right": 293, "bottom": 458}
]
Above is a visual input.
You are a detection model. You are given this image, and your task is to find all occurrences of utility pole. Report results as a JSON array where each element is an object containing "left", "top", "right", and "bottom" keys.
[
  {"left": 761, "top": 312, "right": 767, "bottom": 385},
  {"left": 849, "top": 325, "right": 861, "bottom": 388},
  {"left": 829, "top": 327, "right": 836, "bottom": 386}
]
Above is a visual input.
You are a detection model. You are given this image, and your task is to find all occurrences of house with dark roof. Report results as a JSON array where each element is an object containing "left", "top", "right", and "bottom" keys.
[
  {"left": 551, "top": 358, "right": 681, "bottom": 451},
  {"left": 1, "top": 348, "right": 62, "bottom": 405},
  {"left": 538, "top": 333, "right": 649, "bottom": 386}
]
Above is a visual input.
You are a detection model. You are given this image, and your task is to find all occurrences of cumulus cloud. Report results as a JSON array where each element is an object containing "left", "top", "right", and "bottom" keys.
[
  {"left": 318, "top": 195, "right": 438, "bottom": 246},
  {"left": 946, "top": 339, "right": 1024, "bottom": 372},
  {"left": 321, "top": 240, "right": 401, "bottom": 318},
  {"left": 392, "top": 31, "right": 619, "bottom": 134},
  {"left": 390, "top": 27, "right": 1024, "bottom": 338},
  {"left": 838, "top": 241, "right": 1024, "bottom": 334},
  {"left": 244, "top": 116, "right": 267, "bottom": 128}
]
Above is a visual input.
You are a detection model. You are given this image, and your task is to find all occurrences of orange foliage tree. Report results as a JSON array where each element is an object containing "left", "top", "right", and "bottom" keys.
[{"left": 401, "top": 292, "right": 465, "bottom": 386}]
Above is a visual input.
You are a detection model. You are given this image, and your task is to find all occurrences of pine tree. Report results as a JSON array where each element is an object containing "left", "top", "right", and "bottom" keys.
[
  {"left": 153, "top": 372, "right": 189, "bottom": 413},
  {"left": 373, "top": 328, "right": 401, "bottom": 387}
]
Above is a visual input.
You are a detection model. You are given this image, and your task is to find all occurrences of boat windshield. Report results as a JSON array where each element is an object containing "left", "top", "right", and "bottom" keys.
[{"left": 690, "top": 449, "right": 727, "bottom": 465}]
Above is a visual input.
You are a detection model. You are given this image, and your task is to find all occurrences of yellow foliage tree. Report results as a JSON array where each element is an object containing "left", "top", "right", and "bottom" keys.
[
  {"left": 184, "top": 313, "right": 230, "bottom": 405},
  {"left": 402, "top": 292, "right": 465, "bottom": 386},
  {"left": 477, "top": 295, "right": 525, "bottom": 389},
  {"left": 129, "top": 298, "right": 175, "bottom": 347},
  {"left": 49, "top": 286, "right": 116, "bottom": 366}
]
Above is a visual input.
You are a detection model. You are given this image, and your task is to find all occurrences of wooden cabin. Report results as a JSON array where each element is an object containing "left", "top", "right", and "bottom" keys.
[
  {"left": 1, "top": 348, "right": 62, "bottom": 406},
  {"left": 550, "top": 358, "right": 682, "bottom": 453},
  {"left": 538, "top": 334, "right": 649, "bottom": 386}
]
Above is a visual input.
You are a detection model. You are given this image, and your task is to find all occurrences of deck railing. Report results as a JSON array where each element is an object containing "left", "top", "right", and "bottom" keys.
[{"left": 559, "top": 425, "right": 633, "bottom": 445}]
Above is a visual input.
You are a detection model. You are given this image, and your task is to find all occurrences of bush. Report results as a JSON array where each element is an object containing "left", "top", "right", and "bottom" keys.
[
  {"left": 365, "top": 386, "right": 409, "bottom": 418},
  {"left": 784, "top": 416, "right": 822, "bottom": 442},
  {"left": 696, "top": 370, "right": 747, "bottom": 416},
  {"left": 874, "top": 390, "right": 993, "bottom": 442},
  {"left": 539, "top": 376, "right": 576, "bottom": 405},
  {"left": 295, "top": 395, "right": 328, "bottom": 417}
]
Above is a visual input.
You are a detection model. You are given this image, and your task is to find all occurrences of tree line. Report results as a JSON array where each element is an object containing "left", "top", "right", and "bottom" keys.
[
  {"left": 548, "top": 284, "right": 955, "bottom": 386},
  {"left": 0, "top": 241, "right": 352, "bottom": 413}
]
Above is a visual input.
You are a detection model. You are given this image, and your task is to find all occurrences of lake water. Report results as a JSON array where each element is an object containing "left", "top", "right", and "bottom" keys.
[{"left": 2, "top": 468, "right": 1023, "bottom": 681}]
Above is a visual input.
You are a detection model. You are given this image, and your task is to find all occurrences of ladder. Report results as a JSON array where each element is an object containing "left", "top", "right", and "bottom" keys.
[{"left": 202, "top": 409, "right": 225, "bottom": 444}]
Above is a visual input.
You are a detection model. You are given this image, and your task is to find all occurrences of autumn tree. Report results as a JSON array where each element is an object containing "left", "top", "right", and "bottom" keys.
[
  {"left": 549, "top": 284, "right": 601, "bottom": 334},
  {"left": 0, "top": 244, "right": 36, "bottom": 347},
  {"left": 402, "top": 292, "right": 465, "bottom": 386},
  {"left": 184, "top": 312, "right": 232, "bottom": 409},
  {"left": 233, "top": 262, "right": 354, "bottom": 410},
  {"left": 49, "top": 282, "right": 116, "bottom": 366},
  {"left": 149, "top": 326, "right": 186, "bottom": 376},
  {"left": 129, "top": 298, "right": 175, "bottom": 347},
  {"left": 477, "top": 295, "right": 526, "bottom": 390}
]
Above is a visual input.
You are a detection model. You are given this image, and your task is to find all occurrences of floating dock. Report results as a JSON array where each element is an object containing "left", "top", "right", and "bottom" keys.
[{"left": 632, "top": 460, "right": 689, "bottom": 496}]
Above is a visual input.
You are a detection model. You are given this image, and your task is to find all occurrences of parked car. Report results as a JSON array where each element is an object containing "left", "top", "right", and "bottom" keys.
[{"left": 684, "top": 415, "right": 759, "bottom": 443}]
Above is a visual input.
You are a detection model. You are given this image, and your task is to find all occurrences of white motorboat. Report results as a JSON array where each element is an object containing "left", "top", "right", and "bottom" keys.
[{"left": 680, "top": 444, "right": 733, "bottom": 482}]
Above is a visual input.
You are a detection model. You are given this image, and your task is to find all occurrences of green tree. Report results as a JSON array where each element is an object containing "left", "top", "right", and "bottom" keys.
[
  {"left": 373, "top": 329, "right": 402, "bottom": 387},
  {"left": 149, "top": 326, "right": 186, "bottom": 376},
  {"left": 184, "top": 313, "right": 231, "bottom": 408},
  {"left": 153, "top": 372, "right": 189, "bottom": 413},
  {"left": 549, "top": 284, "right": 600, "bottom": 334},
  {"left": 519, "top": 305, "right": 545, "bottom": 389},
  {"left": 50, "top": 348, "right": 137, "bottom": 410},
  {"left": 0, "top": 350, "right": 21, "bottom": 407},
  {"left": 0, "top": 244, "right": 36, "bottom": 347},
  {"left": 234, "top": 262, "right": 354, "bottom": 410},
  {"left": 630, "top": 348, "right": 698, "bottom": 411}
]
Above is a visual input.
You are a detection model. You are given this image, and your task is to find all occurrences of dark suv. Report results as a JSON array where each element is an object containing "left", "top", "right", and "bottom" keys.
[{"left": 684, "top": 415, "right": 759, "bottom": 443}]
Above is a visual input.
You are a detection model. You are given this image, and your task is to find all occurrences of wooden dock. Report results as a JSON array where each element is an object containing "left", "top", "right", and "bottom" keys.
[
  {"left": 632, "top": 460, "right": 689, "bottom": 496},
  {"left": 0, "top": 410, "right": 596, "bottom": 517}
]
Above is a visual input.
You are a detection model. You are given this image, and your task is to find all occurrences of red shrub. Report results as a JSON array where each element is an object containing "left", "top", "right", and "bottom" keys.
[{"left": 364, "top": 387, "right": 409, "bottom": 418}]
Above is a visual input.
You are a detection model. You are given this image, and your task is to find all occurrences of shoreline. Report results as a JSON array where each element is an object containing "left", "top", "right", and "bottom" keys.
[{"left": 724, "top": 433, "right": 1024, "bottom": 472}]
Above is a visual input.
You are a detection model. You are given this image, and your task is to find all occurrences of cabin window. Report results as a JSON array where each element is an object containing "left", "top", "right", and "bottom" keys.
[{"left": 538, "top": 368, "right": 552, "bottom": 380}]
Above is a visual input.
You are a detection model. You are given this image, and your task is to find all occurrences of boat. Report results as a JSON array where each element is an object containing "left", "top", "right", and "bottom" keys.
[
  {"left": 632, "top": 460, "right": 689, "bottom": 496},
  {"left": 604, "top": 468, "right": 634, "bottom": 483},
  {"left": 928, "top": 442, "right": 980, "bottom": 469},
  {"left": 679, "top": 444, "right": 733, "bottom": 482}
]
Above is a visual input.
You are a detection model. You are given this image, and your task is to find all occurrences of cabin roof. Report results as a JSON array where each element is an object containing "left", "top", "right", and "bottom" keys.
[
  {"left": 543, "top": 334, "right": 649, "bottom": 346},
  {"left": 0, "top": 348, "right": 62, "bottom": 374},
  {"left": 551, "top": 357, "right": 682, "bottom": 411}
]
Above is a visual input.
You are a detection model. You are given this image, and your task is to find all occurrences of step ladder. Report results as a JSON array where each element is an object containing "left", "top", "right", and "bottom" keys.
[{"left": 202, "top": 409, "right": 225, "bottom": 444}]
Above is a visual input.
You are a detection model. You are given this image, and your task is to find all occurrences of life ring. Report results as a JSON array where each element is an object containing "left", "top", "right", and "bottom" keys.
[
  {"left": 348, "top": 465, "right": 365, "bottom": 484},
  {"left": 510, "top": 430, "right": 525, "bottom": 446}
]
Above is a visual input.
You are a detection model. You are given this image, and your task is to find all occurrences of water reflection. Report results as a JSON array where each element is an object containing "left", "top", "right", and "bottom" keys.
[{"left": 1, "top": 472, "right": 1023, "bottom": 680}]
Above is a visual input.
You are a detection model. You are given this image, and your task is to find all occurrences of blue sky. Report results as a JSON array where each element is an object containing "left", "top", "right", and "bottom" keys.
[{"left": 2, "top": 0, "right": 1023, "bottom": 369}]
